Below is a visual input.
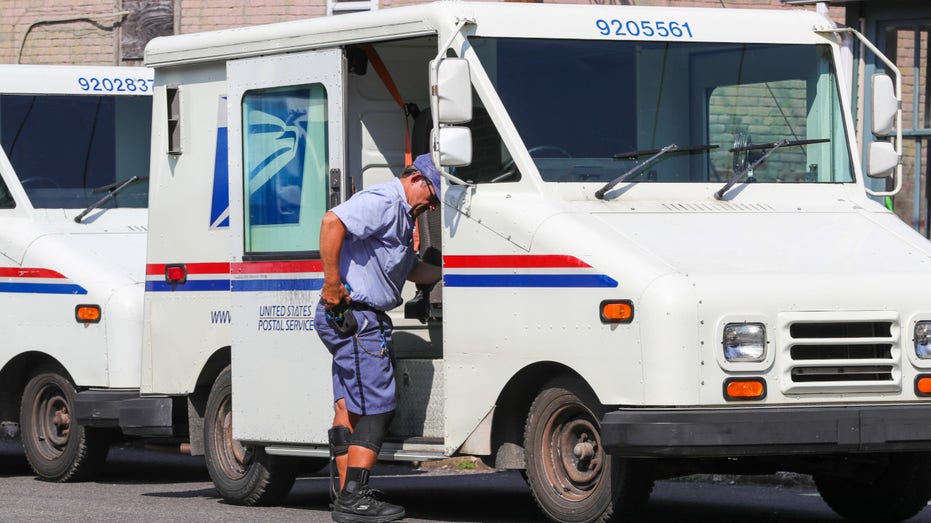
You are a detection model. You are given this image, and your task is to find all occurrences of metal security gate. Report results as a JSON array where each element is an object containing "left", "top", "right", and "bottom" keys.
[{"left": 880, "top": 21, "right": 931, "bottom": 238}]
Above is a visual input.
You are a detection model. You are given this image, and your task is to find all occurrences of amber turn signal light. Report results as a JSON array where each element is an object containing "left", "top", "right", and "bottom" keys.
[
  {"left": 75, "top": 304, "right": 101, "bottom": 324},
  {"left": 915, "top": 375, "right": 931, "bottom": 397},
  {"left": 724, "top": 378, "right": 766, "bottom": 401},
  {"left": 600, "top": 300, "right": 634, "bottom": 324}
]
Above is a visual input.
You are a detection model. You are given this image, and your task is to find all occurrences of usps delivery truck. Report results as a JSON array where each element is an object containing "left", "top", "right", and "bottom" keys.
[
  {"left": 0, "top": 65, "right": 161, "bottom": 482},
  {"left": 142, "top": 3, "right": 931, "bottom": 522}
]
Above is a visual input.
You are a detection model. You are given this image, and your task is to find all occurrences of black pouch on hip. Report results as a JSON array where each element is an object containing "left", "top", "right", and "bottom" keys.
[{"left": 325, "top": 302, "right": 358, "bottom": 336}]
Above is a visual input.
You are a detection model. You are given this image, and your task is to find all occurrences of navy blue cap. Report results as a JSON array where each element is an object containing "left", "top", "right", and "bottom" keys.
[{"left": 412, "top": 153, "right": 442, "bottom": 199}]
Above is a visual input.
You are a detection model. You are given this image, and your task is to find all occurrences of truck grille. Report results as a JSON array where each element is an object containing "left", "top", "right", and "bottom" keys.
[{"left": 781, "top": 313, "right": 900, "bottom": 393}]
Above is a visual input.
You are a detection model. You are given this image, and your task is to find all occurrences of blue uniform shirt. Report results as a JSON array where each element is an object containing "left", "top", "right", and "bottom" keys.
[{"left": 331, "top": 177, "right": 416, "bottom": 311}]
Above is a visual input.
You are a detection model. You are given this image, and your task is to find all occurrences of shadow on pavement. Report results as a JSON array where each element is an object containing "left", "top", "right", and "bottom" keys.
[
  {"left": 101, "top": 446, "right": 210, "bottom": 484},
  {"left": 0, "top": 441, "right": 30, "bottom": 477},
  {"left": 0, "top": 440, "right": 210, "bottom": 484},
  {"left": 285, "top": 467, "right": 541, "bottom": 523}
]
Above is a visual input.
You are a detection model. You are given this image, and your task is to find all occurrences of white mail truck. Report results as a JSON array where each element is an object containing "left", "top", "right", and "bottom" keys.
[
  {"left": 142, "top": 3, "right": 931, "bottom": 522},
  {"left": 0, "top": 65, "right": 164, "bottom": 482}
]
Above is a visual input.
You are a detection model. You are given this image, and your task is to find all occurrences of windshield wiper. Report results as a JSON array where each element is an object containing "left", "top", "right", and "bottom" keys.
[
  {"left": 714, "top": 138, "right": 829, "bottom": 200},
  {"left": 74, "top": 175, "right": 148, "bottom": 223},
  {"left": 729, "top": 137, "right": 829, "bottom": 153},
  {"left": 596, "top": 143, "right": 718, "bottom": 199},
  {"left": 613, "top": 143, "right": 719, "bottom": 159}
]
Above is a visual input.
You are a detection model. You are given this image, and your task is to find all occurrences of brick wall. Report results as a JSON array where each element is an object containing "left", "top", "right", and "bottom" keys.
[
  {"left": 0, "top": 0, "right": 123, "bottom": 65},
  {"left": 176, "top": 1, "right": 325, "bottom": 35}
]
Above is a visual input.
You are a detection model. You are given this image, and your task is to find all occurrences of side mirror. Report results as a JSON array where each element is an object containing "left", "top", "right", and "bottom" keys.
[
  {"left": 431, "top": 127, "right": 472, "bottom": 167},
  {"left": 431, "top": 58, "right": 472, "bottom": 124},
  {"left": 867, "top": 140, "right": 899, "bottom": 178},
  {"left": 871, "top": 74, "right": 897, "bottom": 137}
]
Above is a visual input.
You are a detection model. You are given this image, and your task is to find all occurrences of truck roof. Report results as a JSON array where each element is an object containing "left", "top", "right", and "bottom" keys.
[
  {"left": 0, "top": 64, "right": 152, "bottom": 96},
  {"left": 144, "top": 1, "right": 834, "bottom": 68}
]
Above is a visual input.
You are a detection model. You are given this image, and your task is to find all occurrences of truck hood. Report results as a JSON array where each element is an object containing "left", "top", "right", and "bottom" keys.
[
  {"left": 591, "top": 209, "right": 931, "bottom": 277},
  {"left": 26, "top": 231, "right": 147, "bottom": 285}
]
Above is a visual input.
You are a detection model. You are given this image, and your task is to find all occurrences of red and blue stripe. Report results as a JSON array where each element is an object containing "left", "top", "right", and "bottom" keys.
[
  {"left": 145, "top": 262, "right": 230, "bottom": 292},
  {"left": 145, "top": 261, "right": 324, "bottom": 292},
  {"left": 146, "top": 255, "right": 616, "bottom": 292},
  {"left": 230, "top": 260, "right": 324, "bottom": 292},
  {"left": 443, "top": 255, "right": 617, "bottom": 288},
  {"left": 0, "top": 267, "right": 87, "bottom": 295}
]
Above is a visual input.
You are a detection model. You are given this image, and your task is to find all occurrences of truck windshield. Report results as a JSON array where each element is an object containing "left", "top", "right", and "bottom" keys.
[
  {"left": 0, "top": 94, "right": 151, "bottom": 209},
  {"left": 470, "top": 38, "right": 853, "bottom": 185}
]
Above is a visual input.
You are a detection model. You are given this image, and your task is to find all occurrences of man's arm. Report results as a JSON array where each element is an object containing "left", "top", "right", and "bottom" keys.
[
  {"left": 407, "top": 260, "right": 441, "bottom": 285},
  {"left": 319, "top": 211, "right": 350, "bottom": 308}
]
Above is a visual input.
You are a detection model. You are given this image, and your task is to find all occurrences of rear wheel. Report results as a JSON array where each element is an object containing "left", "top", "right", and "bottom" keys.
[
  {"left": 524, "top": 376, "right": 653, "bottom": 523},
  {"left": 20, "top": 367, "right": 109, "bottom": 482},
  {"left": 814, "top": 453, "right": 931, "bottom": 522},
  {"left": 204, "top": 366, "right": 296, "bottom": 506}
]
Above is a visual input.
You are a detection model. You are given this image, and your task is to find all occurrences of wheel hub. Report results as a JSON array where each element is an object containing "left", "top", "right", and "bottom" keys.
[
  {"left": 50, "top": 406, "right": 71, "bottom": 445},
  {"left": 574, "top": 439, "right": 595, "bottom": 462},
  {"left": 560, "top": 420, "right": 603, "bottom": 485},
  {"left": 214, "top": 397, "right": 253, "bottom": 480},
  {"left": 34, "top": 387, "right": 71, "bottom": 453}
]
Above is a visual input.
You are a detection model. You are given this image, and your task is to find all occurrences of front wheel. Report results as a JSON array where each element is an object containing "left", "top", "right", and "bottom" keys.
[
  {"left": 20, "top": 367, "right": 109, "bottom": 482},
  {"left": 204, "top": 366, "right": 296, "bottom": 506},
  {"left": 524, "top": 377, "right": 653, "bottom": 523},
  {"left": 814, "top": 453, "right": 931, "bottom": 522}
]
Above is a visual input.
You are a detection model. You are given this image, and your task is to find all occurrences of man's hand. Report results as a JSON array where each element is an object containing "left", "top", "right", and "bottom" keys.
[{"left": 321, "top": 281, "right": 351, "bottom": 310}]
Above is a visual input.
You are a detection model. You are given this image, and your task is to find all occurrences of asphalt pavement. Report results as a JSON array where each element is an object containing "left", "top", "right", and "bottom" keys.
[{"left": 4, "top": 440, "right": 931, "bottom": 522}]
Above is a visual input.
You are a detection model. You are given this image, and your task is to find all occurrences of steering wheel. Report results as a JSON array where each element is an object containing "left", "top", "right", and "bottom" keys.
[
  {"left": 732, "top": 132, "right": 751, "bottom": 175},
  {"left": 493, "top": 145, "right": 572, "bottom": 183}
]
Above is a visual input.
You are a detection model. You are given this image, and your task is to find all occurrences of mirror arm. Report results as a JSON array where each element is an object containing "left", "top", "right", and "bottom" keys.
[
  {"left": 817, "top": 26, "right": 903, "bottom": 197},
  {"left": 431, "top": 17, "right": 475, "bottom": 187},
  {"left": 865, "top": 166, "right": 903, "bottom": 197}
]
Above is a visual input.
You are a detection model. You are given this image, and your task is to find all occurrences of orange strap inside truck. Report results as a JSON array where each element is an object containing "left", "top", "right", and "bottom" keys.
[{"left": 361, "top": 44, "right": 413, "bottom": 166}]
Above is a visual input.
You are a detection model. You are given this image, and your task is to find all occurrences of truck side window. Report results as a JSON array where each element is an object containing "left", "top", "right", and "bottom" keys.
[
  {"left": 242, "top": 84, "right": 329, "bottom": 255},
  {"left": 454, "top": 102, "right": 520, "bottom": 185},
  {"left": 410, "top": 97, "right": 518, "bottom": 185},
  {"left": 0, "top": 176, "right": 13, "bottom": 209}
]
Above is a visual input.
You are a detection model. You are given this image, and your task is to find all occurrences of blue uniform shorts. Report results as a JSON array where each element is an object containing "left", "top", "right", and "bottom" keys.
[{"left": 314, "top": 303, "right": 397, "bottom": 416}]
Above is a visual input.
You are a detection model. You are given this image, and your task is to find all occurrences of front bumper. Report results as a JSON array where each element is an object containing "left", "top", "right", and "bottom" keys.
[
  {"left": 75, "top": 390, "right": 177, "bottom": 437},
  {"left": 602, "top": 405, "right": 931, "bottom": 457}
]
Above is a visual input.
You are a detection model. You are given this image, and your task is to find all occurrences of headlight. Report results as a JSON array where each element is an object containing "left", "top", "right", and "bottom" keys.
[
  {"left": 915, "top": 321, "right": 931, "bottom": 359},
  {"left": 723, "top": 322, "right": 766, "bottom": 362}
]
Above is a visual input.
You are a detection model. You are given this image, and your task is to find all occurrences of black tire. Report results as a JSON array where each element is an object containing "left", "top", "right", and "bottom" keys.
[
  {"left": 19, "top": 367, "right": 109, "bottom": 482},
  {"left": 524, "top": 377, "right": 653, "bottom": 523},
  {"left": 814, "top": 453, "right": 931, "bottom": 522},
  {"left": 204, "top": 366, "right": 296, "bottom": 506}
]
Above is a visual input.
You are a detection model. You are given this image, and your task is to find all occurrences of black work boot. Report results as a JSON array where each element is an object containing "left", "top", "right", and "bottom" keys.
[{"left": 332, "top": 467, "right": 405, "bottom": 523}]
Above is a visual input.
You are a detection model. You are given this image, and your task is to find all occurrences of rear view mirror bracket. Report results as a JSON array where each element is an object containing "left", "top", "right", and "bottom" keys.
[{"left": 428, "top": 18, "right": 475, "bottom": 187}]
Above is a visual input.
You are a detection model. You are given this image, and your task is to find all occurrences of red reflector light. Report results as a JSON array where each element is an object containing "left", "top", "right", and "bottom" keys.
[
  {"left": 165, "top": 264, "right": 187, "bottom": 284},
  {"left": 916, "top": 376, "right": 931, "bottom": 397},
  {"left": 724, "top": 378, "right": 766, "bottom": 401},
  {"left": 75, "top": 304, "right": 101, "bottom": 324}
]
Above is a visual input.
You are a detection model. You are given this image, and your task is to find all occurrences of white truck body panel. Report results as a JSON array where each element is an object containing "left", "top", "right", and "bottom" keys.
[
  {"left": 142, "top": 62, "right": 229, "bottom": 394},
  {"left": 142, "top": 1, "right": 931, "bottom": 469}
]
